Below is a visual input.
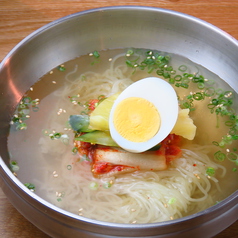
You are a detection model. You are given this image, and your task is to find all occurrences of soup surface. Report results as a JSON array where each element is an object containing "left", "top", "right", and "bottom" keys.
[{"left": 8, "top": 48, "right": 238, "bottom": 223}]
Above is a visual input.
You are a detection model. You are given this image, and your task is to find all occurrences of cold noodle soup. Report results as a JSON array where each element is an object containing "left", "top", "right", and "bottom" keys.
[{"left": 8, "top": 48, "right": 238, "bottom": 224}]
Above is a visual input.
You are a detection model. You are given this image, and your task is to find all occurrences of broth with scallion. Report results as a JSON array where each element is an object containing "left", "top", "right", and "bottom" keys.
[{"left": 8, "top": 48, "right": 238, "bottom": 223}]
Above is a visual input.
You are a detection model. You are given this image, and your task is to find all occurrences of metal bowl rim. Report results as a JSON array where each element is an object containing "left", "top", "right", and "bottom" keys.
[{"left": 0, "top": 5, "right": 237, "bottom": 229}]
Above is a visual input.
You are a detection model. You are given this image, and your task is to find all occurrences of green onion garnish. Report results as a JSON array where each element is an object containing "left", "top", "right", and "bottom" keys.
[
  {"left": 92, "top": 51, "right": 100, "bottom": 58},
  {"left": 214, "top": 151, "right": 226, "bottom": 161},
  {"left": 10, "top": 161, "right": 19, "bottom": 172},
  {"left": 103, "top": 182, "right": 112, "bottom": 189},
  {"left": 57, "top": 65, "right": 66, "bottom": 71},
  {"left": 168, "top": 198, "right": 176, "bottom": 205},
  {"left": 89, "top": 182, "right": 99, "bottom": 190},
  {"left": 126, "top": 49, "right": 134, "bottom": 56},
  {"left": 24, "top": 183, "right": 35, "bottom": 191},
  {"left": 206, "top": 167, "right": 215, "bottom": 176},
  {"left": 178, "top": 65, "right": 187, "bottom": 72},
  {"left": 72, "top": 147, "right": 78, "bottom": 155},
  {"left": 228, "top": 153, "right": 238, "bottom": 161}
]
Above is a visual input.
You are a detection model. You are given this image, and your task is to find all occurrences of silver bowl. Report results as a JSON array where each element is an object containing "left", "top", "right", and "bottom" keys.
[{"left": 0, "top": 6, "right": 237, "bottom": 238}]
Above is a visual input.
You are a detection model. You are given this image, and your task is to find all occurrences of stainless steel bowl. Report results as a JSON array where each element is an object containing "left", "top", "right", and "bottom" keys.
[{"left": 0, "top": 6, "right": 237, "bottom": 238}]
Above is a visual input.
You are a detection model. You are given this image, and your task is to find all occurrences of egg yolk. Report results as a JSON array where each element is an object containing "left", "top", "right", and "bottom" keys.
[{"left": 113, "top": 97, "right": 161, "bottom": 142}]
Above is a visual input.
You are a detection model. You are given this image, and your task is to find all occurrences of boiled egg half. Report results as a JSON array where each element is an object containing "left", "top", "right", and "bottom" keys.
[{"left": 109, "top": 77, "right": 178, "bottom": 153}]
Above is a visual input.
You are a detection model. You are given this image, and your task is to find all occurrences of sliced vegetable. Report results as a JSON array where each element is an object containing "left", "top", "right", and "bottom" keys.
[
  {"left": 75, "top": 131, "right": 118, "bottom": 147},
  {"left": 171, "top": 109, "right": 196, "bottom": 140},
  {"left": 89, "top": 92, "right": 120, "bottom": 131},
  {"left": 95, "top": 146, "right": 167, "bottom": 171},
  {"left": 69, "top": 115, "right": 93, "bottom": 132}
]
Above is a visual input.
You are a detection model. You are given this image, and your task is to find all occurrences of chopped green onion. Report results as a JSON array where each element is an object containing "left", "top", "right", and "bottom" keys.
[
  {"left": 125, "top": 49, "right": 172, "bottom": 77},
  {"left": 11, "top": 161, "right": 17, "bottom": 165},
  {"left": 12, "top": 96, "right": 41, "bottom": 131},
  {"left": 218, "top": 141, "right": 226, "bottom": 147},
  {"left": 193, "top": 92, "right": 204, "bottom": 101},
  {"left": 169, "top": 78, "right": 175, "bottom": 84},
  {"left": 186, "top": 95, "right": 193, "bottom": 99},
  {"left": 24, "top": 183, "right": 35, "bottom": 191},
  {"left": 72, "top": 147, "right": 78, "bottom": 155},
  {"left": 166, "top": 66, "right": 173, "bottom": 71},
  {"left": 19, "top": 104, "right": 26, "bottom": 109},
  {"left": 232, "top": 135, "right": 238, "bottom": 140},
  {"left": 180, "top": 83, "right": 189, "bottom": 89},
  {"left": 170, "top": 70, "right": 176, "bottom": 75},
  {"left": 181, "top": 101, "right": 191, "bottom": 109},
  {"left": 126, "top": 49, "right": 134, "bottom": 56},
  {"left": 227, "top": 152, "right": 238, "bottom": 161},
  {"left": 163, "top": 72, "right": 170, "bottom": 78},
  {"left": 158, "top": 62, "right": 166, "bottom": 68},
  {"left": 197, "top": 82, "right": 205, "bottom": 89},
  {"left": 168, "top": 198, "right": 176, "bottom": 205},
  {"left": 186, "top": 73, "right": 194, "bottom": 79},
  {"left": 126, "top": 60, "right": 134, "bottom": 67},
  {"left": 156, "top": 70, "right": 163, "bottom": 76},
  {"left": 16, "top": 123, "right": 27, "bottom": 130},
  {"left": 89, "top": 181, "right": 99, "bottom": 190},
  {"left": 103, "top": 182, "right": 112, "bottom": 189},
  {"left": 57, "top": 65, "right": 66, "bottom": 71},
  {"left": 206, "top": 167, "right": 215, "bottom": 176},
  {"left": 156, "top": 55, "right": 164, "bottom": 61},
  {"left": 214, "top": 151, "right": 226, "bottom": 161},
  {"left": 174, "top": 75, "right": 182, "bottom": 81},
  {"left": 10, "top": 161, "right": 19, "bottom": 172},
  {"left": 54, "top": 132, "right": 62, "bottom": 139},
  {"left": 164, "top": 55, "right": 170, "bottom": 61},
  {"left": 192, "top": 76, "right": 202, "bottom": 84},
  {"left": 92, "top": 50, "right": 100, "bottom": 58},
  {"left": 212, "top": 141, "right": 219, "bottom": 146},
  {"left": 181, "top": 77, "right": 190, "bottom": 84},
  {"left": 178, "top": 65, "right": 187, "bottom": 72},
  {"left": 90, "top": 51, "right": 101, "bottom": 65},
  {"left": 22, "top": 97, "right": 31, "bottom": 104}
]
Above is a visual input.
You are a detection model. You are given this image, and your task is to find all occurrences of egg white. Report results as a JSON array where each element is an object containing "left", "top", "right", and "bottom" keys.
[{"left": 109, "top": 77, "right": 179, "bottom": 153}]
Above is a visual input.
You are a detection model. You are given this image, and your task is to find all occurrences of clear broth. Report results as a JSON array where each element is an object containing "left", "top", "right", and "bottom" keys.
[{"left": 8, "top": 48, "right": 238, "bottom": 223}]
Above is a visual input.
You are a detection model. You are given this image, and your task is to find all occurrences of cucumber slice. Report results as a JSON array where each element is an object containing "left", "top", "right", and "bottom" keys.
[{"left": 75, "top": 131, "right": 118, "bottom": 147}]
